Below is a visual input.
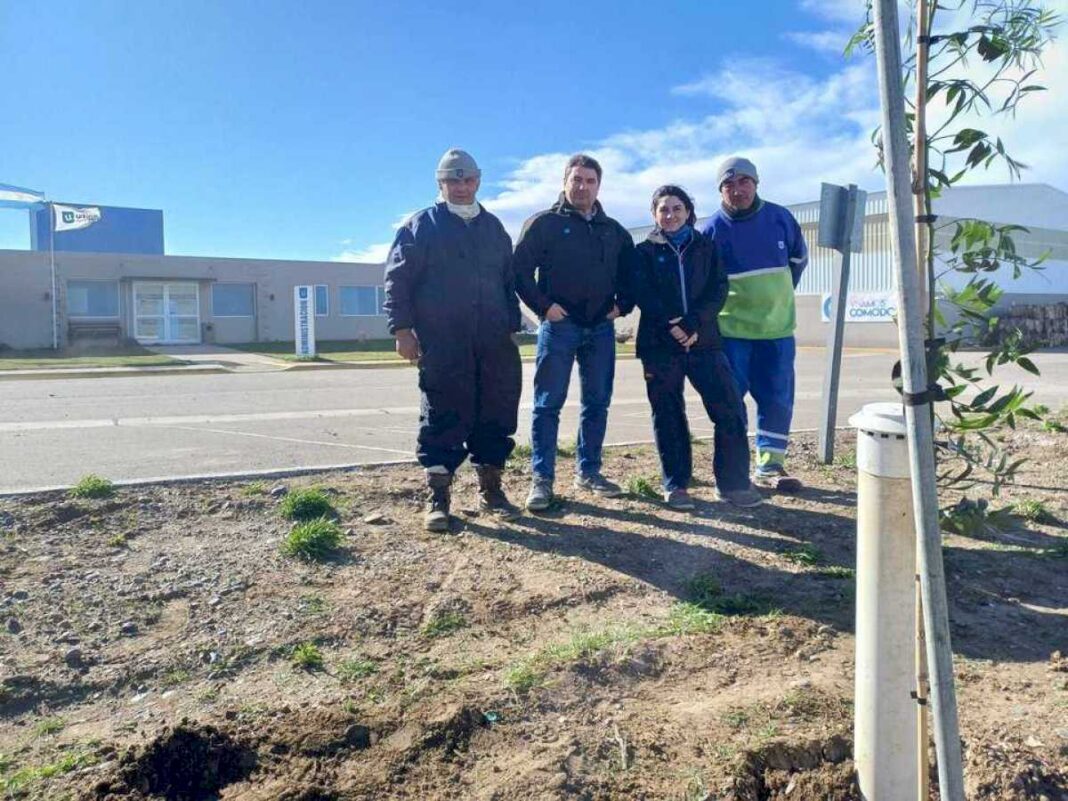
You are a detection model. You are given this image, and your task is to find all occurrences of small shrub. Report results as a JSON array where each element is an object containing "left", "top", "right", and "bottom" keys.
[
  {"left": 662, "top": 602, "right": 722, "bottom": 635},
  {"left": 242, "top": 480, "right": 268, "bottom": 497},
  {"left": 835, "top": 449, "right": 858, "bottom": 469},
  {"left": 1043, "top": 419, "right": 1067, "bottom": 433},
  {"left": 509, "top": 443, "right": 533, "bottom": 461},
  {"left": 281, "top": 519, "right": 342, "bottom": 561},
  {"left": 106, "top": 532, "right": 129, "bottom": 548},
  {"left": 279, "top": 488, "right": 335, "bottom": 521},
  {"left": 940, "top": 497, "right": 1014, "bottom": 537},
  {"left": 291, "top": 642, "right": 324, "bottom": 671},
  {"left": 33, "top": 717, "right": 64, "bottom": 737},
  {"left": 626, "top": 475, "right": 660, "bottom": 500},
  {"left": 421, "top": 610, "right": 467, "bottom": 638},
  {"left": 69, "top": 474, "right": 114, "bottom": 499},
  {"left": 685, "top": 573, "right": 722, "bottom": 608}
]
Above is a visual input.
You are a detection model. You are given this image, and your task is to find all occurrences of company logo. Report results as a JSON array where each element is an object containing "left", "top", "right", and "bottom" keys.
[
  {"left": 62, "top": 211, "right": 75, "bottom": 224},
  {"left": 777, "top": 240, "right": 785, "bottom": 249},
  {"left": 299, "top": 287, "right": 308, "bottom": 299}
]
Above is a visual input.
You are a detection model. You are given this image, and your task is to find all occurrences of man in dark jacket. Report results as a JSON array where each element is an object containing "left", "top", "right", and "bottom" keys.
[
  {"left": 383, "top": 148, "right": 522, "bottom": 531},
  {"left": 514, "top": 153, "right": 635, "bottom": 511}
]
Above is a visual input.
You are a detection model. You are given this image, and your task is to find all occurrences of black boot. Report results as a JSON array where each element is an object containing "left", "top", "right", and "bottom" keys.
[
  {"left": 424, "top": 470, "right": 452, "bottom": 532},
  {"left": 475, "top": 465, "right": 520, "bottom": 521}
]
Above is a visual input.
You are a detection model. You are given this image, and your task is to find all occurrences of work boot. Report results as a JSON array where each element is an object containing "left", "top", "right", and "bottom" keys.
[
  {"left": 475, "top": 465, "right": 520, "bottom": 521},
  {"left": 753, "top": 462, "right": 803, "bottom": 493},
  {"left": 424, "top": 469, "right": 452, "bottom": 532}
]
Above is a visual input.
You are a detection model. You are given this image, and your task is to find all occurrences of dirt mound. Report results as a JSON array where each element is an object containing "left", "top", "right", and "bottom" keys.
[
  {"left": 729, "top": 735, "right": 856, "bottom": 801},
  {"left": 967, "top": 741, "right": 1068, "bottom": 800},
  {"left": 90, "top": 721, "right": 256, "bottom": 800}
]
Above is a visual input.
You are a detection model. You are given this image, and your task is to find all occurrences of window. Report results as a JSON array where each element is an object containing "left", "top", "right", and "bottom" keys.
[
  {"left": 340, "top": 285, "right": 385, "bottom": 316},
  {"left": 314, "top": 284, "right": 329, "bottom": 316},
  {"left": 67, "top": 280, "right": 119, "bottom": 317},
  {"left": 212, "top": 283, "right": 255, "bottom": 317}
]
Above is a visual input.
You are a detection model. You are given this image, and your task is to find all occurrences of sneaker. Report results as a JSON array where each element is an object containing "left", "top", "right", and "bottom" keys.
[
  {"left": 715, "top": 486, "right": 764, "bottom": 508},
  {"left": 664, "top": 488, "right": 696, "bottom": 510},
  {"left": 754, "top": 463, "right": 803, "bottom": 493},
  {"left": 525, "top": 477, "right": 554, "bottom": 512},
  {"left": 573, "top": 472, "right": 624, "bottom": 498}
]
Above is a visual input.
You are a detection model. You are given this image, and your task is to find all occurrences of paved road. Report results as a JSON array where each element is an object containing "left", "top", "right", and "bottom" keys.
[{"left": 3, "top": 349, "right": 1067, "bottom": 493}]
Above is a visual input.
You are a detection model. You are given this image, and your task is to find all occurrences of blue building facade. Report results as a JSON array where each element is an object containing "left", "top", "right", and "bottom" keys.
[{"left": 29, "top": 203, "right": 164, "bottom": 255}]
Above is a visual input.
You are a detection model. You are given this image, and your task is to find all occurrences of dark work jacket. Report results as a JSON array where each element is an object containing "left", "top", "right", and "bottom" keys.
[
  {"left": 513, "top": 194, "right": 636, "bottom": 327},
  {"left": 632, "top": 228, "right": 728, "bottom": 358},
  {"left": 383, "top": 203, "right": 520, "bottom": 342}
]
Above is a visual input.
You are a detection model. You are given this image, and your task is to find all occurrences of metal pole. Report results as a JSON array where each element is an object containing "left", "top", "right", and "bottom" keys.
[
  {"left": 871, "top": 2, "right": 966, "bottom": 799},
  {"left": 49, "top": 202, "right": 59, "bottom": 350},
  {"left": 818, "top": 184, "right": 860, "bottom": 464}
]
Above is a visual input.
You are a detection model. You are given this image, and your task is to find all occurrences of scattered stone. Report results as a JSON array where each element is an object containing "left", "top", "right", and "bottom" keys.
[
  {"left": 57, "top": 630, "right": 80, "bottom": 644},
  {"left": 6, "top": 617, "right": 22, "bottom": 634},
  {"left": 208, "top": 596, "right": 222, "bottom": 608},
  {"left": 362, "top": 511, "right": 389, "bottom": 525},
  {"left": 270, "top": 485, "right": 288, "bottom": 497},
  {"left": 64, "top": 647, "right": 84, "bottom": 667},
  {"left": 12, "top": 590, "right": 29, "bottom": 601},
  {"left": 0, "top": 511, "right": 15, "bottom": 529},
  {"left": 120, "top": 621, "right": 139, "bottom": 637}
]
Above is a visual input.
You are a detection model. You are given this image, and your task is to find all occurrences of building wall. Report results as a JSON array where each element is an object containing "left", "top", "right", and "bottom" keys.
[
  {"left": 29, "top": 205, "right": 165, "bottom": 255},
  {"left": 0, "top": 250, "right": 389, "bottom": 349}
]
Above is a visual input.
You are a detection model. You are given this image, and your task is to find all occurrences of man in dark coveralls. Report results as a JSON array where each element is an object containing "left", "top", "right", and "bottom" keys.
[{"left": 383, "top": 148, "right": 523, "bottom": 531}]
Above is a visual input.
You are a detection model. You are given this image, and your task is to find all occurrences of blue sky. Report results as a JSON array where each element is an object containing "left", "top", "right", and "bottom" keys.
[{"left": 1, "top": 0, "right": 1065, "bottom": 262}]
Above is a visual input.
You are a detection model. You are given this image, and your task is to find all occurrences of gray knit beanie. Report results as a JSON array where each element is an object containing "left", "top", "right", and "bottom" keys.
[
  {"left": 436, "top": 148, "right": 481, "bottom": 180},
  {"left": 717, "top": 156, "right": 759, "bottom": 188}
]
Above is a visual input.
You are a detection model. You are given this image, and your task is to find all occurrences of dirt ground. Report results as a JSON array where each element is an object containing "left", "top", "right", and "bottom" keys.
[{"left": 1, "top": 427, "right": 1066, "bottom": 800}]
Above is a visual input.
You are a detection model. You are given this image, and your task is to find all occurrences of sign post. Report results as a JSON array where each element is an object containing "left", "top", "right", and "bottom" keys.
[
  {"left": 293, "top": 285, "right": 316, "bottom": 358},
  {"left": 817, "top": 182, "right": 867, "bottom": 463}
]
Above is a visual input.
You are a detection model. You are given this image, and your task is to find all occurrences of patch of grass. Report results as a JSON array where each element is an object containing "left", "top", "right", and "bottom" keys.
[
  {"left": 160, "top": 668, "right": 190, "bottom": 687},
  {"left": 1011, "top": 498, "right": 1057, "bottom": 524},
  {"left": 556, "top": 440, "right": 577, "bottom": 458},
  {"left": 508, "top": 443, "right": 532, "bottom": 462},
  {"left": 421, "top": 610, "right": 468, "bottom": 639},
  {"left": 0, "top": 344, "right": 181, "bottom": 371},
  {"left": 683, "top": 572, "right": 776, "bottom": 617},
  {"left": 721, "top": 709, "right": 750, "bottom": 729},
  {"left": 504, "top": 625, "right": 642, "bottom": 693},
  {"left": 0, "top": 749, "right": 98, "bottom": 795},
  {"left": 69, "top": 474, "right": 114, "bottom": 500},
  {"left": 337, "top": 657, "right": 378, "bottom": 682},
  {"left": 106, "top": 532, "right": 129, "bottom": 548},
  {"left": 661, "top": 602, "right": 723, "bottom": 636},
  {"left": 33, "top": 717, "right": 65, "bottom": 737},
  {"left": 279, "top": 487, "right": 336, "bottom": 521},
  {"left": 1033, "top": 403, "right": 1051, "bottom": 415},
  {"left": 297, "top": 594, "right": 327, "bottom": 615},
  {"left": 834, "top": 448, "right": 858, "bottom": 469},
  {"left": 783, "top": 543, "right": 823, "bottom": 566},
  {"left": 815, "top": 565, "right": 856, "bottom": 579},
  {"left": 281, "top": 519, "right": 343, "bottom": 561},
  {"left": 242, "top": 480, "right": 268, "bottom": 497},
  {"left": 626, "top": 475, "right": 661, "bottom": 500},
  {"left": 290, "top": 642, "right": 324, "bottom": 671}
]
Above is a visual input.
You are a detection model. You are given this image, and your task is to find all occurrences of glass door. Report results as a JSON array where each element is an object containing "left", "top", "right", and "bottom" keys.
[{"left": 133, "top": 282, "right": 200, "bottom": 343}]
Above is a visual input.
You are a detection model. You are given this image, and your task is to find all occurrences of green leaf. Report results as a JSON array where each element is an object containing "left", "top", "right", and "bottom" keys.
[{"left": 1016, "top": 357, "right": 1040, "bottom": 376}]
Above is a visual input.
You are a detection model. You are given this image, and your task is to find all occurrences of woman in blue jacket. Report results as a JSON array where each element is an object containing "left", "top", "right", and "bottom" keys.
[{"left": 632, "top": 185, "right": 762, "bottom": 510}]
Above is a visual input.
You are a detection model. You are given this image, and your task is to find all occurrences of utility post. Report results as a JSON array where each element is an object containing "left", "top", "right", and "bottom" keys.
[{"left": 817, "top": 182, "right": 867, "bottom": 464}]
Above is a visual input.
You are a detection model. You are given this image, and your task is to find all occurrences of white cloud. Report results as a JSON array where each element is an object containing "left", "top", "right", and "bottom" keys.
[
  {"left": 332, "top": 242, "right": 391, "bottom": 264},
  {"left": 783, "top": 30, "right": 852, "bottom": 54},
  {"left": 340, "top": 0, "right": 1067, "bottom": 256}
]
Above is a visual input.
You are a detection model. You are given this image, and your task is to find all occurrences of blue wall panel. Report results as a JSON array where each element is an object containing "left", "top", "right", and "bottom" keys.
[{"left": 29, "top": 204, "right": 165, "bottom": 255}]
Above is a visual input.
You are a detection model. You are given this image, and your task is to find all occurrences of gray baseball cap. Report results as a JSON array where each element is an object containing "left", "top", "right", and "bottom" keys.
[
  {"left": 717, "top": 156, "right": 758, "bottom": 187},
  {"left": 436, "top": 148, "right": 481, "bottom": 180}
]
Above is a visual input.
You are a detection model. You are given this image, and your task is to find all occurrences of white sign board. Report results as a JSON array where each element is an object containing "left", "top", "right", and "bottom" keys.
[
  {"left": 821, "top": 291, "right": 898, "bottom": 324},
  {"left": 294, "top": 285, "right": 316, "bottom": 357}
]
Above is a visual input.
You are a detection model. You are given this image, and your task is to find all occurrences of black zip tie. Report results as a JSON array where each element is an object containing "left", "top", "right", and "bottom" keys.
[
  {"left": 915, "top": 214, "right": 938, "bottom": 223},
  {"left": 903, "top": 389, "right": 932, "bottom": 407},
  {"left": 917, "top": 34, "right": 944, "bottom": 45}
]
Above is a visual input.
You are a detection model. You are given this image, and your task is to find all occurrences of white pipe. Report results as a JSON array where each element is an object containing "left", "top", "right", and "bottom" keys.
[
  {"left": 851, "top": 402, "right": 918, "bottom": 799},
  {"left": 49, "top": 202, "right": 58, "bottom": 350}
]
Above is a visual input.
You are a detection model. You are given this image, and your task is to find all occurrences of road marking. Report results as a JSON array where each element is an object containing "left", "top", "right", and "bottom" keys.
[{"left": 163, "top": 424, "right": 413, "bottom": 456}]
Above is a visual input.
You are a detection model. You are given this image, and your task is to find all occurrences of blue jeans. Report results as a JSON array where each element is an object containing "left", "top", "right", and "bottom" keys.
[
  {"left": 531, "top": 318, "right": 615, "bottom": 481},
  {"left": 721, "top": 336, "right": 796, "bottom": 467}
]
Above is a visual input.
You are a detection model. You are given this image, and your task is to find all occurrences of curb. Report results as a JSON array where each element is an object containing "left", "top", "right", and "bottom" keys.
[
  {"left": 0, "top": 426, "right": 852, "bottom": 499},
  {"left": 0, "top": 364, "right": 231, "bottom": 381}
]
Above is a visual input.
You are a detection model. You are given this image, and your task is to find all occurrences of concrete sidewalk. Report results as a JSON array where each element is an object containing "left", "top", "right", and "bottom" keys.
[{"left": 145, "top": 344, "right": 291, "bottom": 372}]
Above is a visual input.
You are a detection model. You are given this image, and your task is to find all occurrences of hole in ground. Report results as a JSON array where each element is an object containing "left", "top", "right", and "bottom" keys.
[
  {"left": 729, "top": 734, "right": 856, "bottom": 801},
  {"left": 95, "top": 720, "right": 256, "bottom": 801}
]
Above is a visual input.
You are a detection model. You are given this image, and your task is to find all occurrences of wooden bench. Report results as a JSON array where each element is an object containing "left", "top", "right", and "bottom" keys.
[{"left": 68, "top": 320, "right": 123, "bottom": 344}]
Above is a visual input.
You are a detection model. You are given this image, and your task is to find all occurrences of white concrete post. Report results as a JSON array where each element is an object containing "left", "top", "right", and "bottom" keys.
[{"left": 849, "top": 402, "right": 918, "bottom": 799}]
